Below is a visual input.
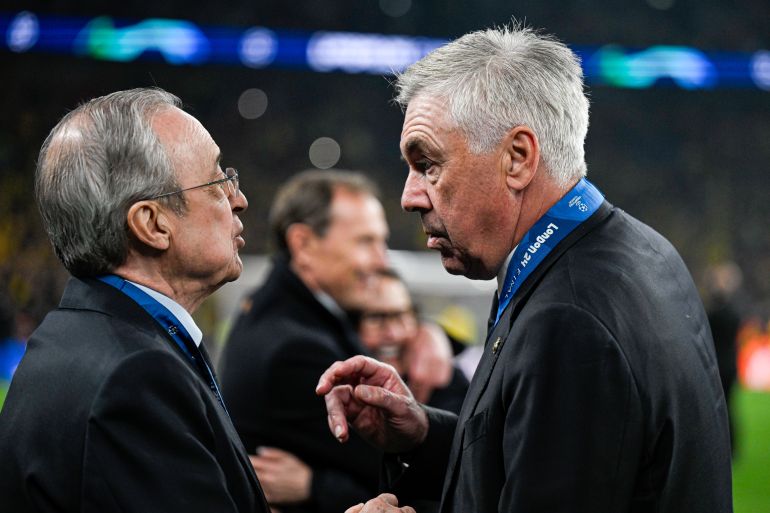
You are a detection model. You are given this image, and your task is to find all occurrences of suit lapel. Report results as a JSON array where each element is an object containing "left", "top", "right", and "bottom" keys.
[
  {"left": 438, "top": 302, "right": 515, "bottom": 509},
  {"left": 438, "top": 201, "right": 613, "bottom": 511}
]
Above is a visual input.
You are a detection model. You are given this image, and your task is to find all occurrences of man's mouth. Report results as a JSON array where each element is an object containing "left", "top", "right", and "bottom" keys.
[
  {"left": 233, "top": 218, "right": 245, "bottom": 248},
  {"left": 424, "top": 228, "right": 450, "bottom": 250},
  {"left": 233, "top": 223, "right": 245, "bottom": 249},
  {"left": 426, "top": 234, "right": 446, "bottom": 250}
]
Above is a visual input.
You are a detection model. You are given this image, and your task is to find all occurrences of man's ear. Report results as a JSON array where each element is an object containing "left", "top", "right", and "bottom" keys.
[
  {"left": 501, "top": 125, "right": 541, "bottom": 192},
  {"left": 126, "top": 201, "right": 172, "bottom": 251},
  {"left": 285, "top": 223, "right": 318, "bottom": 267}
]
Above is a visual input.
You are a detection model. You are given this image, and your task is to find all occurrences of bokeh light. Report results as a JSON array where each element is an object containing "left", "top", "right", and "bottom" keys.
[
  {"left": 7, "top": 11, "right": 39, "bottom": 53},
  {"left": 237, "top": 88, "right": 269, "bottom": 120},
  {"left": 309, "top": 137, "right": 341, "bottom": 169}
]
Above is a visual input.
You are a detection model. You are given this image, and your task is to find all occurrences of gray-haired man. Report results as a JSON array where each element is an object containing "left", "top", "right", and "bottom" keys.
[
  {"left": 0, "top": 88, "right": 269, "bottom": 513},
  {"left": 317, "top": 26, "right": 733, "bottom": 513}
]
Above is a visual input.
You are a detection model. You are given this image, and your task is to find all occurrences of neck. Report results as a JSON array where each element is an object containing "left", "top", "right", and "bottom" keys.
[
  {"left": 510, "top": 175, "right": 580, "bottom": 249},
  {"left": 289, "top": 259, "right": 322, "bottom": 294},
  {"left": 111, "top": 261, "right": 210, "bottom": 314}
]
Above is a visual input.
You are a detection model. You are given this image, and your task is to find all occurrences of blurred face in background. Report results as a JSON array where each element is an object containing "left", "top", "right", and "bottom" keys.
[
  {"left": 358, "top": 275, "right": 418, "bottom": 374},
  {"left": 302, "top": 189, "right": 389, "bottom": 311}
]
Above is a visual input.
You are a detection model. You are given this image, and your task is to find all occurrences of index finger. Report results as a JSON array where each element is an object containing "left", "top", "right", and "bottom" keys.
[{"left": 315, "top": 355, "right": 389, "bottom": 395}]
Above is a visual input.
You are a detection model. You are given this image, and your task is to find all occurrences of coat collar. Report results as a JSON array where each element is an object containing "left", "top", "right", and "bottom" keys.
[{"left": 262, "top": 257, "right": 371, "bottom": 358}]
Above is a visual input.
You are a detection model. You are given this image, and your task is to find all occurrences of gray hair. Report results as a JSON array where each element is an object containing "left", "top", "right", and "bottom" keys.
[
  {"left": 35, "top": 87, "right": 185, "bottom": 277},
  {"left": 394, "top": 24, "right": 589, "bottom": 187},
  {"left": 269, "top": 169, "right": 380, "bottom": 254}
]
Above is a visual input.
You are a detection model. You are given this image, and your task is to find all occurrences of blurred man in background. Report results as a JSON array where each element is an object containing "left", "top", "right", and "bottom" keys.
[
  {"left": 318, "top": 25, "right": 732, "bottom": 513},
  {"left": 705, "top": 261, "right": 744, "bottom": 456},
  {"left": 0, "top": 88, "right": 269, "bottom": 513},
  {"left": 219, "top": 170, "right": 454, "bottom": 513}
]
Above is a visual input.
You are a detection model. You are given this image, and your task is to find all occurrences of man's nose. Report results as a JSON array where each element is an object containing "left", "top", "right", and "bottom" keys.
[
  {"left": 401, "top": 171, "right": 431, "bottom": 213},
  {"left": 373, "top": 242, "right": 388, "bottom": 270},
  {"left": 231, "top": 188, "right": 248, "bottom": 212}
]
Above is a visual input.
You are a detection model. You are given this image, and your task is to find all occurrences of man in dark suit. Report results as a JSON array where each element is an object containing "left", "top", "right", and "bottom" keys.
[
  {"left": 316, "top": 26, "right": 733, "bottom": 513},
  {"left": 0, "top": 88, "right": 269, "bottom": 513},
  {"left": 218, "top": 170, "right": 454, "bottom": 513}
]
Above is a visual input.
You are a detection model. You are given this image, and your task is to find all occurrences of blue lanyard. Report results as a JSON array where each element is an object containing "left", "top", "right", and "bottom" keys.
[
  {"left": 494, "top": 178, "right": 604, "bottom": 328},
  {"left": 97, "top": 275, "right": 229, "bottom": 415}
]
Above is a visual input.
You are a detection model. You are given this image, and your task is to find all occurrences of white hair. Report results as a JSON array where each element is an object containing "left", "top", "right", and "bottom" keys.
[
  {"left": 395, "top": 24, "right": 589, "bottom": 187},
  {"left": 36, "top": 88, "right": 184, "bottom": 277}
]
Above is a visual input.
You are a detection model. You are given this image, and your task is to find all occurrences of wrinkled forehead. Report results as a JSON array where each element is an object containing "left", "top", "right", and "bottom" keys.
[
  {"left": 151, "top": 107, "right": 219, "bottom": 173},
  {"left": 399, "top": 94, "right": 460, "bottom": 154},
  {"left": 328, "top": 189, "right": 387, "bottom": 230}
]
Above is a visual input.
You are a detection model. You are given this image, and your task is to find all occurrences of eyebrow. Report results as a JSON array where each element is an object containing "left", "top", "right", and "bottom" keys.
[
  {"left": 403, "top": 137, "right": 441, "bottom": 161},
  {"left": 404, "top": 139, "right": 424, "bottom": 155}
]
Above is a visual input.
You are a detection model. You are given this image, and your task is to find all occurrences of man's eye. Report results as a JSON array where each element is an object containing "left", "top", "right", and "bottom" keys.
[{"left": 416, "top": 160, "right": 434, "bottom": 173}]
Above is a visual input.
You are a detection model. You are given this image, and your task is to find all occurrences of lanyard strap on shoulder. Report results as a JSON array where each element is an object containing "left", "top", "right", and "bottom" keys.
[
  {"left": 97, "top": 275, "right": 229, "bottom": 415},
  {"left": 494, "top": 178, "right": 604, "bottom": 328}
]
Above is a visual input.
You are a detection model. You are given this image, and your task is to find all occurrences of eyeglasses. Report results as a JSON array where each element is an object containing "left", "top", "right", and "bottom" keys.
[
  {"left": 360, "top": 309, "right": 417, "bottom": 329},
  {"left": 148, "top": 167, "right": 239, "bottom": 200}
]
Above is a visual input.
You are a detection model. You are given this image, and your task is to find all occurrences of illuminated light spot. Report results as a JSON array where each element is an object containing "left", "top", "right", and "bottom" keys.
[
  {"left": 591, "top": 45, "right": 716, "bottom": 89},
  {"left": 750, "top": 51, "right": 770, "bottom": 91},
  {"left": 379, "top": 0, "right": 412, "bottom": 17},
  {"left": 237, "top": 88, "right": 268, "bottom": 119},
  {"left": 309, "top": 137, "right": 341, "bottom": 169},
  {"left": 73, "top": 17, "right": 210, "bottom": 64},
  {"left": 7, "top": 11, "right": 39, "bottom": 53},
  {"left": 307, "top": 31, "right": 444, "bottom": 74},
  {"left": 239, "top": 28, "right": 277, "bottom": 68},
  {"left": 646, "top": 0, "right": 675, "bottom": 10}
]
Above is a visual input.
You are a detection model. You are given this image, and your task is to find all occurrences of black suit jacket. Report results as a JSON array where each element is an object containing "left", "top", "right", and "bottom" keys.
[
  {"left": 219, "top": 257, "right": 382, "bottom": 513},
  {"left": 387, "top": 203, "right": 733, "bottom": 513},
  {"left": 0, "top": 277, "right": 268, "bottom": 513}
]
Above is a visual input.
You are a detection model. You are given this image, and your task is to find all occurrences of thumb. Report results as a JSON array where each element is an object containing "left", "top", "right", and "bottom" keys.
[{"left": 376, "top": 493, "right": 399, "bottom": 506}]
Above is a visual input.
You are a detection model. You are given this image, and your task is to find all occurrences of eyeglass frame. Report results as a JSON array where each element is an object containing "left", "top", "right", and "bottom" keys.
[
  {"left": 147, "top": 167, "right": 239, "bottom": 200},
  {"left": 359, "top": 308, "right": 418, "bottom": 330}
]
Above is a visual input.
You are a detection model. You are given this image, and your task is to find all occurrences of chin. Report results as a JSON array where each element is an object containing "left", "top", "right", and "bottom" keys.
[
  {"left": 440, "top": 254, "right": 494, "bottom": 280},
  {"left": 439, "top": 252, "right": 470, "bottom": 275},
  {"left": 223, "top": 256, "right": 244, "bottom": 283}
]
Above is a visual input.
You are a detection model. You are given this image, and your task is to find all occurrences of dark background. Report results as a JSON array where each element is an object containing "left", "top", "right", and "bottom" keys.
[{"left": 1, "top": 0, "right": 770, "bottom": 329}]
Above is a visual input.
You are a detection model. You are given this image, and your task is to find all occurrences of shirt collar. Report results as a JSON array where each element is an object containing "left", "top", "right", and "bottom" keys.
[
  {"left": 129, "top": 281, "right": 203, "bottom": 346},
  {"left": 497, "top": 248, "right": 516, "bottom": 298},
  {"left": 314, "top": 290, "right": 347, "bottom": 320}
]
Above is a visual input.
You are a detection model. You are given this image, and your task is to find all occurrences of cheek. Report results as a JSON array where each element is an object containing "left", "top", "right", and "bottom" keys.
[{"left": 360, "top": 326, "right": 379, "bottom": 345}]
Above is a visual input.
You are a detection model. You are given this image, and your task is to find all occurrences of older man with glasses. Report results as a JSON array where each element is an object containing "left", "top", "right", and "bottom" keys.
[{"left": 0, "top": 88, "right": 270, "bottom": 513}]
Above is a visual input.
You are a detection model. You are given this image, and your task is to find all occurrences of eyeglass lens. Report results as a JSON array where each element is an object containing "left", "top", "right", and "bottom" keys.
[{"left": 224, "top": 168, "right": 239, "bottom": 198}]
